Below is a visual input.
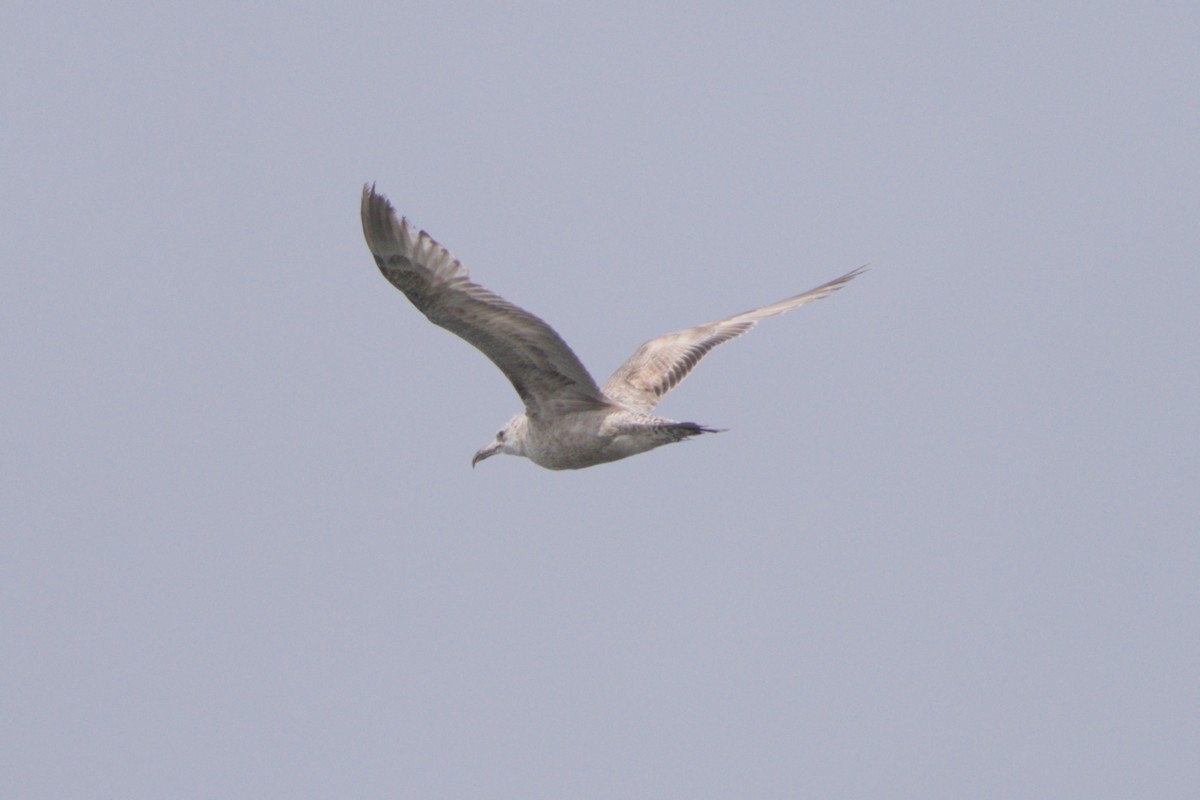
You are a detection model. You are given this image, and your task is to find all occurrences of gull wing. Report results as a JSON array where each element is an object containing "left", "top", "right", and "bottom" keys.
[
  {"left": 361, "top": 185, "right": 607, "bottom": 419},
  {"left": 601, "top": 266, "right": 867, "bottom": 413}
]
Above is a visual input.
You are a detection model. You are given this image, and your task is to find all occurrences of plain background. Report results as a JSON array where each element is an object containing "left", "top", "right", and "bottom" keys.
[{"left": 3, "top": 2, "right": 1197, "bottom": 797}]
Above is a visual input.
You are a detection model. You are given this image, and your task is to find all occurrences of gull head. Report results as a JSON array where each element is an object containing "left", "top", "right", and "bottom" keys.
[{"left": 472, "top": 413, "right": 529, "bottom": 468}]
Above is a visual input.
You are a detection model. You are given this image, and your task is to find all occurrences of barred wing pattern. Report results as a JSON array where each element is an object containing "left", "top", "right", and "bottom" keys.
[
  {"left": 601, "top": 266, "right": 868, "bottom": 413},
  {"left": 361, "top": 186, "right": 607, "bottom": 419}
]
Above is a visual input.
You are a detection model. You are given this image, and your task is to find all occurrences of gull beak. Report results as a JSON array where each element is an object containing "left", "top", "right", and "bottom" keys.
[{"left": 472, "top": 441, "right": 503, "bottom": 468}]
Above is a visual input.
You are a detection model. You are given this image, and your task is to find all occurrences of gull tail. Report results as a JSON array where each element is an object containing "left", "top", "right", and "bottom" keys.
[{"left": 671, "top": 422, "right": 728, "bottom": 439}]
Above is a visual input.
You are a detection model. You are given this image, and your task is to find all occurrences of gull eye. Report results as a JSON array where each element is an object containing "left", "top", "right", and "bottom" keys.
[{"left": 497, "top": 430, "right": 505, "bottom": 441}]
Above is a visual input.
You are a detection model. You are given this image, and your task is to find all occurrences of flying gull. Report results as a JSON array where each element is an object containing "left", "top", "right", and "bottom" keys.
[{"left": 361, "top": 185, "right": 866, "bottom": 470}]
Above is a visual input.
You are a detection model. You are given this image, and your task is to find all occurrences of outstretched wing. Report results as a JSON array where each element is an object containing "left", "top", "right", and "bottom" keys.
[
  {"left": 361, "top": 185, "right": 607, "bottom": 419},
  {"left": 601, "top": 266, "right": 868, "bottom": 413}
]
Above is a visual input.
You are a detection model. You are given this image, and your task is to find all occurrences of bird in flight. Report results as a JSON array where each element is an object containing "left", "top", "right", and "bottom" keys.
[{"left": 361, "top": 185, "right": 866, "bottom": 470}]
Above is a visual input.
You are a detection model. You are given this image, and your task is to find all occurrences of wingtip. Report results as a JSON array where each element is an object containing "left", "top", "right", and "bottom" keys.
[
  {"left": 362, "top": 182, "right": 388, "bottom": 209},
  {"left": 361, "top": 184, "right": 403, "bottom": 254},
  {"left": 841, "top": 263, "right": 870, "bottom": 281},
  {"left": 818, "top": 263, "right": 870, "bottom": 294}
]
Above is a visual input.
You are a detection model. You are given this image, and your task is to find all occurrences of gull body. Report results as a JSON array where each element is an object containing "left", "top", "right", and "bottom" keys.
[
  {"left": 472, "top": 409, "right": 722, "bottom": 470},
  {"left": 360, "top": 185, "right": 865, "bottom": 470}
]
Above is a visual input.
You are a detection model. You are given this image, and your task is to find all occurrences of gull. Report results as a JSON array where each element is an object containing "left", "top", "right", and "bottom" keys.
[{"left": 361, "top": 185, "right": 866, "bottom": 470}]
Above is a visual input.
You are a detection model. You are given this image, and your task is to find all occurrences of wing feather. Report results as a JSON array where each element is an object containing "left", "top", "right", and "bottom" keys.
[
  {"left": 361, "top": 185, "right": 606, "bottom": 418},
  {"left": 601, "top": 266, "right": 867, "bottom": 412}
]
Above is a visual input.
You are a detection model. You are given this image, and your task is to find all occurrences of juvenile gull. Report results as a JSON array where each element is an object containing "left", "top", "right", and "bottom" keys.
[{"left": 360, "top": 185, "right": 866, "bottom": 470}]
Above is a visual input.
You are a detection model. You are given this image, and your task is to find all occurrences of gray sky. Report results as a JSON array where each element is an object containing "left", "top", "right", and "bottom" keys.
[{"left": 3, "top": 2, "right": 1197, "bottom": 797}]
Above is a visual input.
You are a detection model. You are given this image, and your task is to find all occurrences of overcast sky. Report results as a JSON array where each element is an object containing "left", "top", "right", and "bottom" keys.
[{"left": 3, "top": 2, "right": 1198, "bottom": 798}]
